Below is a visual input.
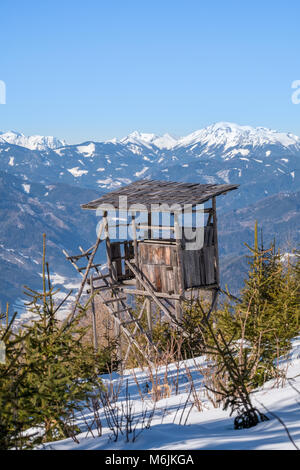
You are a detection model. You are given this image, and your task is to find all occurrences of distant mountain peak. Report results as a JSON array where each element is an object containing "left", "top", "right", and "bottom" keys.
[
  {"left": 113, "top": 130, "right": 178, "bottom": 149},
  {"left": 105, "top": 123, "right": 300, "bottom": 151},
  {"left": 175, "top": 122, "right": 300, "bottom": 150},
  {"left": 0, "top": 130, "right": 67, "bottom": 151}
]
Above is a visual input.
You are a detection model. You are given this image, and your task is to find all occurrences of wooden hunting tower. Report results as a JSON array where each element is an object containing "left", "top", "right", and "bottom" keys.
[{"left": 64, "top": 179, "right": 238, "bottom": 365}]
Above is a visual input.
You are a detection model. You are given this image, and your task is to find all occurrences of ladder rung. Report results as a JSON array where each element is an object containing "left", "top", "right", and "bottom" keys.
[
  {"left": 115, "top": 308, "right": 132, "bottom": 315},
  {"left": 64, "top": 244, "right": 96, "bottom": 260},
  {"left": 121, "top": 319, "right": 139, "bottom": 326},
  {"left": 103, "top": 296, "right": 127, "bottom": 305},
  {"left": 86, "top": 284, "right": 117, "bottom": 294},
  {"left": 87, "top": 274, "right": 110, "bottom": 283},
  {"left": 78, "top": 263, "right": 103, "bottom": 272},
  {"left": 66, "top": 251, "right": 93, "bottom": 261}
]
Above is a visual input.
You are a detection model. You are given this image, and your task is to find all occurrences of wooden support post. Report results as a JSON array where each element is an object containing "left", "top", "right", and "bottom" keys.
[
  {"left": 116, "top": 299, "right": 123, "bottom": 372},
  {"left": 90, "top": 275, "right": 98, "bottom": 354},
  {"left": 131, "top": 212, "right": 140, "bottom": 290},
  {"left": 147, "top": 211, "right": 152, "bottom": 240},
  {"left": 146, "top": 298, "right": 152, "bottom": 340},
  {"left": 174, "top": 212, "right": 184, "bottom": 321},
  {"left": 212, "top": 197, "right": 220, "bottom": 311},
  {"left": 146, "top": 210, "right": 152, "bottom": 328},
  {"left": 103, "top": 211, "right": 117, "bottom": 282},
  {"left": 175, "top": 299, "right": 182, "bottom": 321},
  {"left": 103, "top": 211, "right": 123, "bottom": 367},
  {"left": 131, "top": 213, "right": 138, "bottom": 265},
  {"left": 158, "top": 211, "right": 162, "bottom": 240},
  {"left": 206, "top": 208, "right": 213, "bottom": 226}
]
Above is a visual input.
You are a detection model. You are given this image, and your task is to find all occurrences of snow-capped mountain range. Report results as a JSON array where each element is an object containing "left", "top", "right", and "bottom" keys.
[
  {"left": 112, "top": 122, "right": 300, "bottom": 151},
  {"left": 0, "top": 130, "right": 66, "bottom": 151},
  {"left": 0, "top": 122, "right": 299, "bottom": 311},
  {"left": 0, "top": 122, "right": 299, "bottom": 210},
  {"left": 2, "top": 121, "right": 300, "bottom": 152}
]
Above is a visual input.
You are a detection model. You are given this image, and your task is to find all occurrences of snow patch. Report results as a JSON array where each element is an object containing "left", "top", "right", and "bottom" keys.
[
  {"left": 217, "top": 169, "right": 230, "bottom": 183},
  {"left": 22, "top": 183, "right": 30, "bottom": 194},
  {"left": 134, "top": 166, "right": 149, "bottom": 178},
  {"left": 67, "top": 167, "right": 88, "bottom": 177},
  {"left": 76, "top": 143, "right": 96, "bottom": 157}
]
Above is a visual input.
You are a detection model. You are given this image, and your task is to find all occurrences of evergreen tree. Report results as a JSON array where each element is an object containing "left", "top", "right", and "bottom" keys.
[
  {"left": 216, "top": 222, "right": 300, "bottom": 386},
  {"left": 0, "top": 234, "right": 104, "bottom": 449},
  {"left": 0, "top": 309, "right": 34, "bottom": 449}
]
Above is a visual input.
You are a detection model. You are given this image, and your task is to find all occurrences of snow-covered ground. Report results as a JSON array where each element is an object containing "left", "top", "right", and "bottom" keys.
[{"left": 44, "top": 337, "right": 300, "bottom": 450}]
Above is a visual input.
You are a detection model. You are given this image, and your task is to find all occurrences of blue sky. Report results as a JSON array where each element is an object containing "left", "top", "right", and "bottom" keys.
[{"left": 0, "top": 0, "right": 300, "bottom": 143}]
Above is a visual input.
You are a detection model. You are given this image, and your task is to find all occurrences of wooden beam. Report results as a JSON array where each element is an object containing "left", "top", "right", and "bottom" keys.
[
  {"left": 90, "top": 274, "right": 98, "bottom": 354},
  {"left": 147, "top": 211, "right": 152, "bottom": 239},
  {"left": 158, "top": 211, "right": 162, "bottom": 240},
  {"left": 146, "top": 298, "right": 152, "bottom": 340},
  {"left": 125, "top": 260, "right": 187, "bottom": 335},
  {"left": 78, "top": 263, "right": 102, "bottom": 272},
  {"left": 103, "top": 211, "right": 117, "bottom": 282},
  {"left": 131, "top": 214, "right": 138, "bottom": 264},
  {"left": 131, "top": 213, "right": 139, "bottom": 290},
  {"left": 65, "top": 245, "right": 95, "bottom": 260},
  {"left": 121, "top": 288, "right": 182, "bottom": 300},
  {"left": 116, "top": 298, "right": 122, "bottom": 371},
  {"left": 102, "top": 296, "right": 127, "bottom": 304},
  {"left": 137, "top": 224, "right": 175, "bottom": 231},
  {"left": 174, "top": 212, "right": 184, "bottom": 321},
  {"left": 212, "top": 196, "right": 220, "bottom": 312},
  {"left": 212, "top": 197, "right": 220, "bottom": 287}
]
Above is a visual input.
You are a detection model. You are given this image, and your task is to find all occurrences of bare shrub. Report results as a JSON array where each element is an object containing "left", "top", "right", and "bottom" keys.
[{"left": 99, "top": 379, "right": 156, "bottom": 443}]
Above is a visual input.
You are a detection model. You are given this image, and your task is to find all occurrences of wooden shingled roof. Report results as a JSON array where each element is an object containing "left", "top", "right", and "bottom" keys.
[{"left": 81, "top": 179, "right": 239, "bottom": 211}]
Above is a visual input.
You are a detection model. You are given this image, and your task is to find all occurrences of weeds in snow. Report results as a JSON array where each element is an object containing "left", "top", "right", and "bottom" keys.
[{"left": 99, "top": 379, "right": 156, "bottom": 443}]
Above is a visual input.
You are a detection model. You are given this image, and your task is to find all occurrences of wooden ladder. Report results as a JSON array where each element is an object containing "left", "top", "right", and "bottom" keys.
[{"left": 63, "top": 231, "right": 159, "bottom": 365}]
